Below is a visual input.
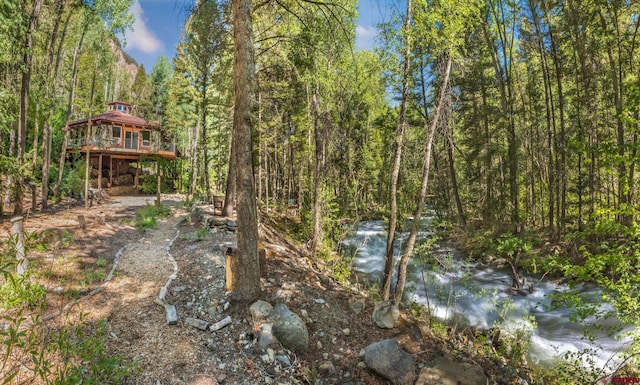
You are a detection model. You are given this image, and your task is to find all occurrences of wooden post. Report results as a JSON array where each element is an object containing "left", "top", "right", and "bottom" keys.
[
  {"left": 84, "top": 121, "right": 92, "bottom": 209},
  {"left": 225, "top": 247, "right": 235, "bottom": 292},
  {"left": 135, "top": 164, "right": 139, "bottom": 188},
  {"left": 98, "top": 154, "right": 103, "bottom": 192},
  {"left": 31, "top": 185, "right": 36, "bottom": 212},
  {"left": 109, "top": 156, "right": 113, "bottom": 187},
  {"left": 11, "top": 216, "right": 27, "bottom": 277},
  {"left": 156, "top": 160, "right": 161, "bottom": 206}
]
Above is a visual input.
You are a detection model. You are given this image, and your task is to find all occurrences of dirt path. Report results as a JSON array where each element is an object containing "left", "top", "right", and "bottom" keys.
[{"left": 71, "top": 209, "right": 233, "bottom": 385}]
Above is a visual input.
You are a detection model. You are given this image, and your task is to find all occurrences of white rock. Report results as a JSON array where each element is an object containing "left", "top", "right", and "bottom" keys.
[{"left": 267, "top": 348, "right": 275, "bottom": 363}]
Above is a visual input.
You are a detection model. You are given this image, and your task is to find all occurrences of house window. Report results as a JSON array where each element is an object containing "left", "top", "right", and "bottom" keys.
[
  {"left": 112, "top": 126, "right": 122, "bottom": 146},
  {"left": 125, "top": 131, "right": 139, "bottom": 149},
  {"left": 117, "top": 104, "right": 124, "bottom": 111},
  {"left": 142, "top": 130, "right": 151, "bottom": 147}
]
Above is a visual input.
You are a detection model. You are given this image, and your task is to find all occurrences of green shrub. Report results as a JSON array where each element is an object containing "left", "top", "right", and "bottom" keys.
[
  {"left": 60, "top": 161, "right": 86, "bottom": 199},
  {"left": 54, "top": 320, "right": 138, "bottom": 384},
  {"left": 0, "top": 274, "right": 46, "bottom": 310},
  {"left": 134, "top": 204, "right": 171, "bottom": 231}
]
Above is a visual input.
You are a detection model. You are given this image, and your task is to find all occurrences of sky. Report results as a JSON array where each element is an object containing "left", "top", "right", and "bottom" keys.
[{"left": 123, "top": 0, "right": 400, "bottom": 71}]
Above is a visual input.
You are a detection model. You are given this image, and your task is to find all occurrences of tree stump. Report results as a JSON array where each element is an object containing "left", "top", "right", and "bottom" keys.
[{"left": 78, "top": 215, "right": 86, "bottom": 231}]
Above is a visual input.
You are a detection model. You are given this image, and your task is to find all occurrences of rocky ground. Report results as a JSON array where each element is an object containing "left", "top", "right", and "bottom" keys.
[{"left": 1, "top": 194, "right": 533, "bottom": 385}]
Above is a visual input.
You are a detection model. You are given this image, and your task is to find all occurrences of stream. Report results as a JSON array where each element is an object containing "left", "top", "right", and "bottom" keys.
[{"left": 342, "top": 217, "right": 634, "bottom": 370}]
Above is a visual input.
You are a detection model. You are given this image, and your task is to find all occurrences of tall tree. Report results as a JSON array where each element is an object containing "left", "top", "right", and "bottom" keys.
[
  {"left": 14, "top": 0, "right": 44, "bottom": 215},
  {"left": 228, "top": 0, "right": 260, "bottom": 300},
  {"left": 150, "top": 55, "right": 173, "bottom": 123},
  {"left": 183, "top": 0, "right": 229, "bottom": 202},
  {"left": 382, "top": 0, "right": 413, "bottom": 301}
]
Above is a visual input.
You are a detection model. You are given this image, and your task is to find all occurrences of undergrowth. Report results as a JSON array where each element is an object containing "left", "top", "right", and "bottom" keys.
[
  {"left": 134, "top": 204, "right": 171, "bottom": 231},
  {"left": 1, "top": 234, "right": 137, "bottom": 384}
]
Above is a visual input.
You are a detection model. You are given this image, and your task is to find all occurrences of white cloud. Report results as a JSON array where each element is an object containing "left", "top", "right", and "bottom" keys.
[
  {"left": 124, "top": 1, "right": 163, "bottom": 54},
  {"left": 355, "top": 25, "right": 378, "bottom": 51}
]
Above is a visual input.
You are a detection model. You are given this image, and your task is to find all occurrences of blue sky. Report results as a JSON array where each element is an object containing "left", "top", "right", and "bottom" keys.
[{"left": 123, "top": 0, "right": 399, "bottom": 71}]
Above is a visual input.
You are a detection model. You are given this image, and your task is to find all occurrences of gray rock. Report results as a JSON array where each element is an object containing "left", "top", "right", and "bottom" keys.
[
  {"left": 319, "top": 361, "right": 335, "bottom": 373},
  {"left": 269, "top": 303, "right": 309, "bottom": 353},
  {"left": 275, "top": 355, "right": 291, "bottom": 366},
  {"left": 249, "top": 300, "right": 273, "bottom": 323},
  {"left": 415, "top": 356, "right": 487, "bottom": 385},
  {"left": 364, "top": 339, "right": 415, "bottom": 385},
  {"left": 185, "top": 317, "right": 210, "bottom": 330},
  {"left": 349, "top": 301, "right": 365, "bottom": 314},
  {"left": 190, "top": 207, "right": 203, "bottom": 224},
  {"left": 372, "top": 300, "right": 399, "bottom": 329},
  {"left": 164, "top": 304, "right": 178, "bottom": 325},
  {"left": 213, "top": 217, "right": 227, "bottom": 226},
  {"left": 258, "top": 323, "right": 278, "bottom": 348}
]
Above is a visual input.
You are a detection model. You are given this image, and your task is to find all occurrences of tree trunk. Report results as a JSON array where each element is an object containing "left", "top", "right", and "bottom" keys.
[
  {"left": 445, "top": 114, "right": 465, "bottom": 226},
  {"left": 40, "top": 0, "right": 68, "bottom": 209},
  {"left": 55, "top": 15, "right": 89, "bottom": 198},
  {"left": 599, "top": 7, "right": 629, "bottom": 226},
  {"left": 382, "top": 0, "right": 412, "bottom": 301},
  {"left": 229, "top": 0, "right": 260, "bottom": 301},
  {"left": 201, "top": 73, "right": 211, "bottom": 203},
  {"left": 15, "top": 0, "right": 44, "bottom": 215},
  {"left": 311, "top": 84, "right": 323, "bottom": 257},
  {"left": 222, "top": 134, "right": 236, "bottom": 217},
  {"left": 395, "top": 55, "right": 451, "bottom": 303},
  {"left": 190, "top": 116, "right": 201, "bottom": 198}
]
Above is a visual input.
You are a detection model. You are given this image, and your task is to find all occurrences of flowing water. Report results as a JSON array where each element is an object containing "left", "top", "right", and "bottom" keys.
[{"left": 342, "top": 218, "right": 634, "bottom": 369}]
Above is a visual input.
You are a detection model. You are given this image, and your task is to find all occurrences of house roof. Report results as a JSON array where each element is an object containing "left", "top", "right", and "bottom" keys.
[{"left": 66, "top": 110, "right": 161, "bottom": 130}]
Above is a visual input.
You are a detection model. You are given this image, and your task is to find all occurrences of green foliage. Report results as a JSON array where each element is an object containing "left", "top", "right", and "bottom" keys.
[
  {"left": 134, "top": 204, "right": 171, "bottom": 231},
  {"left": 32, "top": 229, "right": 74, "bottom": 252},
  {"left": 0, "top": 236, "right": 136, "bottom": 385},
  {"left": 0, "top": 274, "right": 46, "bottom": 310},
  {"left": 138, "top": 173, "right": 171, "bottom": 195},
  {"left": 329, "top": 254, "right": 353, "bottom": 284},
  {"left": 59, "top": 162, "right": 86, "bottom": 199},
  {"left": 96, "top": 257, "right": 107, "bottom": 268},
  {"left": 495, "top": 235, "right": 532, "bottom": 259},
  {"left": 53, "top": 320, "right": 138, "bottom": 385},
  {"left": 182, "top": 227, "right": 209, "bottom": 242}
]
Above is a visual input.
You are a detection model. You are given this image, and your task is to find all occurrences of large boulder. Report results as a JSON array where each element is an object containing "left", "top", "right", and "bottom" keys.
[
  {"left": 269, "top": 303, "right": 309, "bottom": 353},
  {"left": 415, "top": 356, "right": 488, "bottom": 385},
  {"left": 372, "top": 300, "right": 400, "bottom": 328},
  {"left": 364, "top": 339, "right": 415, "bottom": 385}
]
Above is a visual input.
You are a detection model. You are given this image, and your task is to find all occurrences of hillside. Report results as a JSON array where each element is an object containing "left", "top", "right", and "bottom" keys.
[{"left": 0, "top": 195, "right": 532, "bottom": 385}]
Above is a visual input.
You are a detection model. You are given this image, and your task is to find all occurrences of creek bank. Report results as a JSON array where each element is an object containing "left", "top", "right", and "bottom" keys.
[{"left": 1, "top": 197, "right": 534, "bottom": 384}]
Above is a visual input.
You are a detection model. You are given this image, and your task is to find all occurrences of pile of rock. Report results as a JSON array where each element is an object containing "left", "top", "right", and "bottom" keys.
[
  {"left": 204, "top": 217, "right": 237, "bottom": 233},
  {"left": 189, "top": 206, "right": 237, "bottom": 233}
]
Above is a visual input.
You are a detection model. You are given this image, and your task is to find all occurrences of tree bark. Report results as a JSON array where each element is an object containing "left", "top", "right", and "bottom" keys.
[
  {"left": 394, "top": 55, "right": 451, "bottom": 303},
  {"left": 229, "top": 0, "right": 260, "bottom": 301},
  {"left": 15, "top": 0, "right": 44, "bottom": 215},
  {"left": 41, "top": 0, "right": 68, "bottom": 209},
  {"left": 382, "top": 0, "right": 412, "bottom": 301},
  {"left": 190, "top": 115, "right": 201, "bottom": 199},
  {"left": 55, "top": 15, "right": 89, "bottom": 198},
  {"left": 311, "top": 84, "right": 323, "bottom": 257},
  {"left": 222, "top": 133, "right": 236, "bottom": 217}
]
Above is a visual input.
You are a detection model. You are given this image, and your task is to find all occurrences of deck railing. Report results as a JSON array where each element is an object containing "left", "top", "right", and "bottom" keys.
[{"left": 67, "top": 137, "right": 179, "bottom": 157}]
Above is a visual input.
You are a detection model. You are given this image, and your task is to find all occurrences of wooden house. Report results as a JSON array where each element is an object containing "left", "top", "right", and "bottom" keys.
[{"left": 64, "top": 101, "right": 179, "bottom": 192}]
